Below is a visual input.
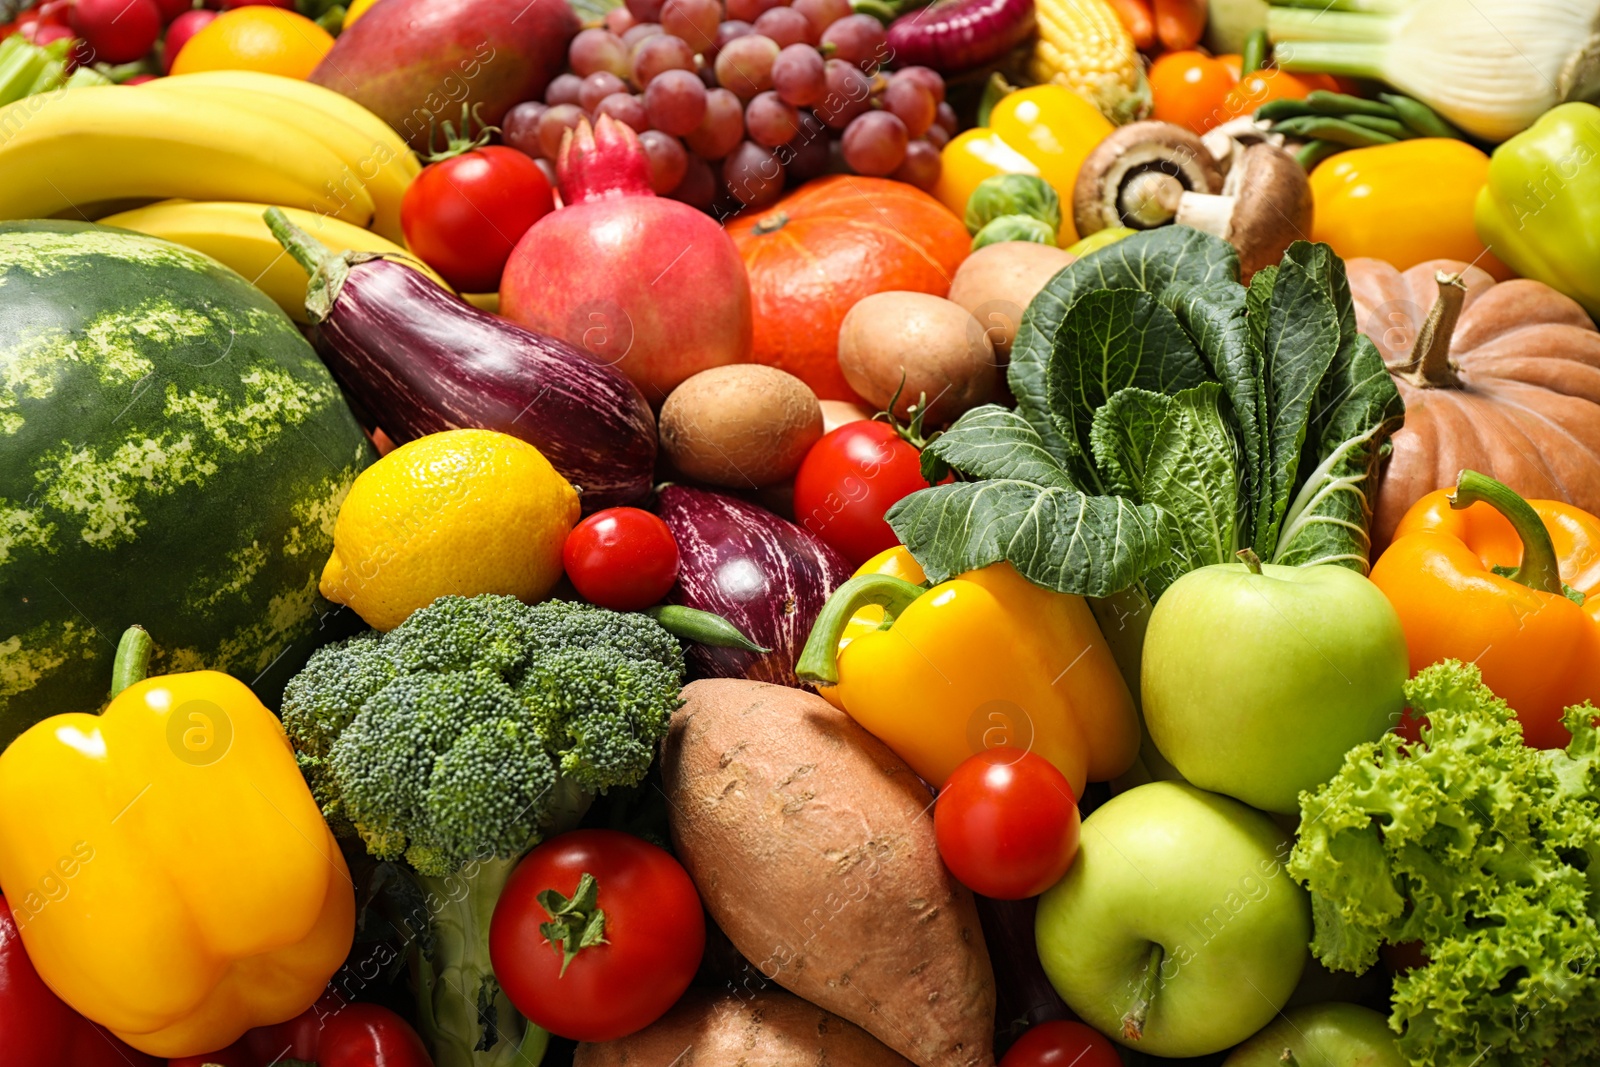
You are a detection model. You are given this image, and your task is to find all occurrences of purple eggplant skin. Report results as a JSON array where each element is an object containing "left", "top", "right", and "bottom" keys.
[
  {"left": 885, "top": 0, "right": 1035, "bottom": 75},
  {"left": 310, "top": 258, "right": 657, "bottom": 512},
  {"left": 656, "top": 485, "right": 852, "bottom": 687}
]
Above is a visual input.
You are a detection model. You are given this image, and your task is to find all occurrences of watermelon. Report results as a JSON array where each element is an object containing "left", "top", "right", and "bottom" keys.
[{"left": 0, "top": 221, "right": 376, "bottom": 746}]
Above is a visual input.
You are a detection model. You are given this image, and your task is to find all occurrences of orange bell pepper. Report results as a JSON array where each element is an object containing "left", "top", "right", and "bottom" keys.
[{"left": 1369, "top": 471, "right": 1600, "bottom": 749}]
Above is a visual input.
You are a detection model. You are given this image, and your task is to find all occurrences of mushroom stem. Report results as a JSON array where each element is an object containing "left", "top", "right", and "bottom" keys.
[
  {"left": 1119, "top": 170, "right": 1185, "bottom": 228},
  {"left": 1174, "top": 192, "right": 1236, "bottom": 240},
  {"left": 1396, "top": 271, "right": 1466, "bottom": 389}
]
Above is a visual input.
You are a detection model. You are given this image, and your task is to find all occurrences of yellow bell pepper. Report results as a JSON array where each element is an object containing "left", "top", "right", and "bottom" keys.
[
  {"left": 797, "top": 548, "right": 1140, "bottom": 792},
  {"left": 0, "top": 627, "right": 355, "bottom": 1058},
  {"left": 934, "top": 85, "right": 1114, "bottom": 246},
  {"left": 1308, "top": 139, "right": 1512, "bottom": 278}
]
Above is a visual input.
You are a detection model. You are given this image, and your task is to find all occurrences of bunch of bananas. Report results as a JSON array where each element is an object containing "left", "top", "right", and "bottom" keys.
[{"left": 0, "top": 70, "right": 448, "bottom": 319}]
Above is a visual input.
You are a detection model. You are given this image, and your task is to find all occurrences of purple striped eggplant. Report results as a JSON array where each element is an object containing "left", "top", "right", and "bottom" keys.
[
  {"left": 656, "top": 485, "right": 852, "bottom": 687},
  {"left": 265, "top": 208, "right": 655, "bottom": 512}
]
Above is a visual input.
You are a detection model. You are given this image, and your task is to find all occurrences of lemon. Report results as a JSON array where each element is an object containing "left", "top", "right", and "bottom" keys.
[{"left": 320, "top": 429, "right": 579, "bottom": 631}]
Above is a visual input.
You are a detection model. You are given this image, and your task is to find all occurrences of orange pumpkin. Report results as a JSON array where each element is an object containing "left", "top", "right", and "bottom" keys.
[
  {"left": 727, "top": 176, "right": 970, "bottom": 402},
  {"left": 1349, "top": 257, "right": 1600, "bottom": 550}
]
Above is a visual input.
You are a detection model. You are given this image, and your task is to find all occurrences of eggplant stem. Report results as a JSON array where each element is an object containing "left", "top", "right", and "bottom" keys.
[
  {"left": 1449, "top": 471, "right": 1565, "bottom": 596},
  {"left": 263, "top": 207, "right": 350, "bottom": 323},
  {"left": 795, "top": 574, "right": 927, "bottom": 686}
]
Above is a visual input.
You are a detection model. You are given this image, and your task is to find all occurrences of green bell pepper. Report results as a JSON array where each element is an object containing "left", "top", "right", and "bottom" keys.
[{"left": 1475, "top": 103, "right": 1600, "bottom": 319}]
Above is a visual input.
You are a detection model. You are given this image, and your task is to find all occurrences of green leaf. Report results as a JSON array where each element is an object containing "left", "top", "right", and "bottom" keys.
[
  {"left": 1245, "top": 263, "right": 1277, "bottom": 356},
  {"left": 1255, "top": 244, "right": 1343, "bottom": 558},
  {"left": 1046, "top": 289, "right": 1212, "bottom": 469},
  {"left": 1141, "top": 383, "right": 1240, "bottom": 597},
  {"left": 1009, "top": 227, "right": 1240, "bottom": 463},
  {"left": 921, "top": 404, "right": 1082, "bottom": 490},
  {"left": 887, "top": 479, "right": 1168, "bottom": 597},
  {"left": 1089, "top": 388, "right": 1173, "bottom": 500}
]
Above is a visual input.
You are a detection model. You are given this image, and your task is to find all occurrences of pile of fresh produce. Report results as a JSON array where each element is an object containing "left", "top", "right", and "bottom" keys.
[{"left": 6, "top": 0, "right": 1600, "bottom": 1063}]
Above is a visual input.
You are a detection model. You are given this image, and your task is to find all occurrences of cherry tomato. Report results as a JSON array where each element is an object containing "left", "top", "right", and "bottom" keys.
[
  {"left": 400, "top": 144, "right": 554, "bottom": 293},
  {"left": 934, "top": 748, "right": 1081, "bottom": 900},
  {"left": 1000, "top": 1020, "right": 1122, "bottom": 1067},
  {"left": 792, "top": 420, "right": 937, "bottom": 567},
  {"left": 1149, "top": 50, "right": 1237, "bottom": 134},
  {"left": 1221, "top": 67, "right": 1310, "bottom": 122},
  {"left": 490, "top": 830, "right": 705, "bottom": 1042},
  {"left": 563, "top": 506, "right": 681, "bottom": 611}
]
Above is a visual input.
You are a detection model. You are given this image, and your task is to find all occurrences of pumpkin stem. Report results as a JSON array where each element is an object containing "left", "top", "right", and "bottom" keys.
[
  {"left": 752, "top": 211, "right": 789, "bottom": 235},
  {"left": 1397, "top": 271, "right": 1466, "bottom": 389},
  {"left": 1448, "top": 470, "right": 1564, "bottom": 596}
]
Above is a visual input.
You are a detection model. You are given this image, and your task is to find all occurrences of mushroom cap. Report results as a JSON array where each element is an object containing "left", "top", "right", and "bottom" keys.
[
  {"left": 1212, "top": 142, "right": 1313, "bottom": 280},
  {"left": 1071, "top": 121, "right": 1224, "bottom": 239}
]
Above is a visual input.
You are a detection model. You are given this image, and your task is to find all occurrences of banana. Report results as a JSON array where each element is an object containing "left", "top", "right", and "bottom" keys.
[
  {"left": 145, "top": 73, "right": 420, "bottom": 242},
  {"left": 98, "top": 200, "right": 451, "bottom": 324},
  {"left": 0, "top": 87, "right": 375, "bottom": 228}
]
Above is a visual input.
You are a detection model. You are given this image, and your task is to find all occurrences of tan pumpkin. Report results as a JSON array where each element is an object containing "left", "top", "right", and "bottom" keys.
[{"left": 1349, "top": 258, "right": 1600, "bottom": 549}]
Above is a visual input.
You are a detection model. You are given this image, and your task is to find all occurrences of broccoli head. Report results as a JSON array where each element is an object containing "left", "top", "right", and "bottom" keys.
[{"left": 281, "top": 595, "right": 684, "bottom": 877}]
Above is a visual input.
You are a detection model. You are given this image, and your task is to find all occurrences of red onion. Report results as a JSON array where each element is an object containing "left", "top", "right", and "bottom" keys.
[{"left": 885, "top": 0, "right": 1035, "bottom": 75}]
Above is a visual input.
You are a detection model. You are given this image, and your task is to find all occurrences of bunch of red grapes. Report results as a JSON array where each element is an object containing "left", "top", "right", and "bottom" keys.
[{"left": 502, "top": 0, "right": 956, "bottom": 213}]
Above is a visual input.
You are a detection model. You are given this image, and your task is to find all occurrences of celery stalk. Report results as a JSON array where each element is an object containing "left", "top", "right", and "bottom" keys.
[{"left": 0, "top": 36, "right": 48, "bottom": 106}]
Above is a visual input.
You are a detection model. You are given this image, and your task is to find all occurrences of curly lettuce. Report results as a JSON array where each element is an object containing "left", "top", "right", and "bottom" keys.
[{"left": 1290, "top": 660, "right": 1600, "bottom": 1067}]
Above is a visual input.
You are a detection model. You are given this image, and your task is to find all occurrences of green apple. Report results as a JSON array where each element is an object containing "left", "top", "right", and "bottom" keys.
[
  {"left": 1223, "top": 1003, "right": 1404, "bottom": 1066},
  {"left": 1141, "top": 555, "right": 1407, "bottom": 814},
  {"left": 1035, "top": 781, "right": 1311, "bottom": 1058}
]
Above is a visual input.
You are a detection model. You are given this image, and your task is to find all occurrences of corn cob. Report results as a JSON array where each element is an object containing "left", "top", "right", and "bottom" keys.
[{"left": 1030, "top": 0, "right": 1151, "bottom": 124}]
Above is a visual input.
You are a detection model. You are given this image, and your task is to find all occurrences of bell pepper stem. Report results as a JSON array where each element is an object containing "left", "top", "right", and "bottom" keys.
[
  {"left": 795, "top": 574, "right": 928, "bottom": 686},
  {"left": 109, "top": 625, "right": 152, "bottom": 698},
  {"left": 1449, "top": 470, "right": 1564, "bottom": 595},
  {"left": 1396, "top": 272, "right": 1465, "bottom": 389},
  {"left": 1120, "top": 941, "right": 1164, "bottom": 1041}
]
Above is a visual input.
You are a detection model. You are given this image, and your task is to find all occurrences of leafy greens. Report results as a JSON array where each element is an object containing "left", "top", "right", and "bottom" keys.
[
  {"left": 888, "top": 228, "right": 1404, "bottom": 598},
  {"left": 1290, "top": 660, "right": 1600, "bottom": 1067}
]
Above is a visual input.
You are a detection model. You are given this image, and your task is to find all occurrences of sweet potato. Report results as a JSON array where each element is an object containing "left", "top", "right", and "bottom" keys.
[
  {"left": 660, "top": 679, "right": 996, "bottom": 1067},
  {"left": 573, "top": 988, "right": 915, "bottom": 1066}
]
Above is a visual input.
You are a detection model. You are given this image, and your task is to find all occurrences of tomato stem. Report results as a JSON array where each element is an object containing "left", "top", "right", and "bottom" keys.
[
  {"left": 1448, "top": 470, "right": 1564, "bottom": 596},
  {"left": 1120, "top": 941, "right": 1164, "bottom": 1042},
  {"left": 795, "top": 574, "right": 928, "bottom": 686},
  {"left": 423, "top": 103, "right": 498, "bottom": 163},
  {"left": 537, "top": 872, "right": 610, "bottom": 978},
  {"left": 109, "top": 625, "right": 152, "bottom": 698}
]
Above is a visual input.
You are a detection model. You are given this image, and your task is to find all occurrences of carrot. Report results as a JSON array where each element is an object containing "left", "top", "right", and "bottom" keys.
[
  {"left": 1152, "top": 0, "right": 1205, "bottom": 51},
  {"left": 1106, "top": 0, "right": 1156, "bottom": 52}
]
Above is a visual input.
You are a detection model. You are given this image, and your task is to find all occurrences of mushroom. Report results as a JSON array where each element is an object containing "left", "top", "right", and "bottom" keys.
[{"left": 1073, "top": 121, "right": 1312, "bottom": 281}]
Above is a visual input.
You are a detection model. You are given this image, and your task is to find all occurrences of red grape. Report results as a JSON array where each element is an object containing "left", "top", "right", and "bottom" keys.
[
  {"left": 604, "top": 6, "right": 636, "bottom": 33},
  {"left": 771, "top": 42, "right": 824, "bottom": 106},
  {"left": 710, "top": 18, "right": 753, "bottom": 58},
  {"left": 935, "top": 101, "right": 958, "bottom": 135},
  {"left": 626, "top": 0, "right": 666, "bottom": 21},
  {"left": 724, "top": 0, "right": 781, "bottom": 22},
  {"left": 892, "top": 138, "right": 941, "bottom": 190},
  {"left": 537, "top": 103, "right": 587, "bottom": 159},
  {"left": 645, "top": 68, "right": 709, "bottom": 134},
  {"left": 713, "top": 33, "right": 779, "bottom": 99},
  {"left": 841, "top": 110, "right": 907, "bottom": 175},
  {"left": 923, "top": 122, "right": 950, "bottom": 149},
  {"left": 782, "top": 109, "right": 832, "bottom": 182},
  {"left": 745, "top": 89, "right": 800, "bottom": 146},
  {"left": 723, "top": 140, "right": 784, "bottom": 207},
  {"left": 632, "top": 33, "right": 696, "bottom": 85},
  {"left": 70, "top": 0, "right": 159, "bottom": 63},
  {"left": 896, "top": 65, "right": 946, "bottom": 104},
  {"left": 814, "top": 58, "right": 870, "bottom": 128},
  {"left": 623, "top": 21, "right": 665, "bottom": 48},
  {"left": 792, "top": 0, "right": 850, "bottom": 38},
  {"left": 661, "top": 0, "right": 721, "bottom": 50},
  {"left": 883, "top": 74, "right": 935, "bottom": 137},
  {"left": 569, "top": 28, "right": 630, "bottom": 78},
  {"left": 752, "top": 5, "right": 811, "bottom": 46},
  {"left": 639, "top": 130, "right": 690, "bottom": 193},
  {"left": 502, "top": 101, "right": 550, "bottom": 159},
  {"left": 580, "top": 70, "right": 629, "bottom": 111},
  {"left": 819, "top": 13, "right": 885, "bottom": 72},
  {"left": 685, "top": 86, "right": 745, "bottom": 158},
  {"left": 667, "top": 153, "right": 718, "bottom": 209},
  {"left": 595, "top": 91, "right": 650, "bottom": 131},
  {"left": 544, "top": 72, "right": 584, "bottom": 107}
]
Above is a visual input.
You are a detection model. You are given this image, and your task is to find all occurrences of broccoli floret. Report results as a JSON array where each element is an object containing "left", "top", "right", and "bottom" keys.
[{"left": 278, "top": 594, "right": 686, "bottom": 1067}]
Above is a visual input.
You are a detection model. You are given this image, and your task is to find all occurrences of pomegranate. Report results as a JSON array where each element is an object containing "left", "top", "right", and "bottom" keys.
[{"left": 499, "top": 115, "right": 753, "bottom": 402}]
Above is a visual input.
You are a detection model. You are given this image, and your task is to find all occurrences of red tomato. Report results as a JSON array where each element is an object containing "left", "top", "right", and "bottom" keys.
[
  {"left": 490, "top": 830, "right": 705, "bottom": 1042},
  {"left": 1000, "top": 1020, "right": 1122, "bottom": 1067},
  {"left": 401, "top": 145, "right": 555, "bottom": 293},
  {"left": 934, "top": 748, "right": 1081, "bottom": 900},
  {"left": 563, "top": 506, "right": 680, "bottom": 611},
  {"left": 1149, "top": 50, "right": 1237, "bottom": 134},
  {"left": 792, "top": 420, "right": 936, "bottom": 566}
]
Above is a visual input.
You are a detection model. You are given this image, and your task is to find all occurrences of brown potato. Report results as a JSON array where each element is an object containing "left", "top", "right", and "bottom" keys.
[
  {"left": 661, "top": 679, "right": 996, "bottom": 1067},
  {"left": 659, "top": 365, "right": 823, "bottom": 488},
  {"left": 573, "top": 988, "right": 916, "bottom": 1066},
  {"left": 836, "top": 292, "right": 996, "bottom": 426},
  {"left": 946, "top": 241, "right": 1075, "bottom": 357}
]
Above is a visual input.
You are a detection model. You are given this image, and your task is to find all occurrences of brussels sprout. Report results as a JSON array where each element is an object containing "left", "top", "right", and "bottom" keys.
[
  {"left": 964, "top": 174, "right": 1062, "bottom": 237},
  {"left": 971, "top": 214, "right": 1057, "bottom": 251}
]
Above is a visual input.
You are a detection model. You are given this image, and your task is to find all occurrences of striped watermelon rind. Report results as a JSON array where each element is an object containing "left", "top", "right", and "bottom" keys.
[{"left": 0, "top": 221, "right": 376, "bottom": 744}]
